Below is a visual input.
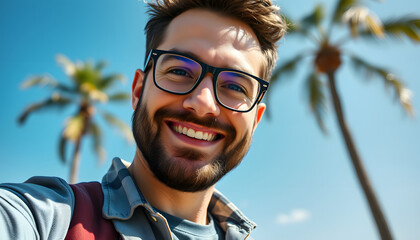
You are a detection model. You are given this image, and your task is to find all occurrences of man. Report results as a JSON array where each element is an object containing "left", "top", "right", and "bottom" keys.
[{"left": 0, "top": 0, "right": 286, "bottom": 239}]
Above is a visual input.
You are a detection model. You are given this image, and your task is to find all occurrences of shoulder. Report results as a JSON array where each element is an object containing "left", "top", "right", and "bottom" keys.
[
  {"left": 0, "top": 176, "right": 75, "bottom": 239},
  {"left": 1, "top": 176, "right": 75, "bottom": 210}
]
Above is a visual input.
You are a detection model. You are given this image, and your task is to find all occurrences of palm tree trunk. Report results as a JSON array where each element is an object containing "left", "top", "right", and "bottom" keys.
[
  {"left": 68, "top": 102, "right": 92, "bottom": 184},
  {"left": 326, "top": 70, "right": 393, "bottom": 240},
  {"left": 69, "top": 137, "right": 82, "bottom": 184}
]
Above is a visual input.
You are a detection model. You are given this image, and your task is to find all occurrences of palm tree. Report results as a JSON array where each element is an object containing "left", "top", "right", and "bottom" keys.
[
  {"left": 269, "top": 0, "right": 420, "bottom": 239},
  {"left": 18, "top": 54, "right": 133, "bottom": 184}
]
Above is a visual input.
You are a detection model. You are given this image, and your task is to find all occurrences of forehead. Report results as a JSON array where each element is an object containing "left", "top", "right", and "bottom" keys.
[{"left": 157, "top": 9, "right": 264, "bottom": 77}]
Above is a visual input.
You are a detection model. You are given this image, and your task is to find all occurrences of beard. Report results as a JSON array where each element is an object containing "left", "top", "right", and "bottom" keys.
[{"left": 132, "top": 98, "right": 253, "bottom": 192}]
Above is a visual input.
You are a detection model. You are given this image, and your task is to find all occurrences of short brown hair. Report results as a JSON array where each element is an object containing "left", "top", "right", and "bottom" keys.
[{"left": 144, "top": 0, "right": 287, "bottom": 80}]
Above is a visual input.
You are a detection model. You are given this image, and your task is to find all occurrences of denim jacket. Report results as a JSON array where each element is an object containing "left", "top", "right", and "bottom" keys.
[{"left": 0, "top": 158, "right": 256, "bottom": 239}]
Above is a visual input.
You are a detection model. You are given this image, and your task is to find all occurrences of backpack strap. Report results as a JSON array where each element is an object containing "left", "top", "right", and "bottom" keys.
[{"left": 65, "top": 182, "right": 118, "bottom": 240}]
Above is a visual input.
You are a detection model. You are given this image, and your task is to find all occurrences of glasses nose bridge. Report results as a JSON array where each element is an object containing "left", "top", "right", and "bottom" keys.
[
  {"left": 191, "top": 63, "right": 216, "bottom": 94},
  {"left": 197, "top": 63, "right": 219, "bottom": 87}
]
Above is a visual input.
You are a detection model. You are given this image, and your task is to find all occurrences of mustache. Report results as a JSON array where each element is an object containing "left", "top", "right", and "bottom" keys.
[{"left": 154, "top": 108, "right": 236, "bottom": 137}]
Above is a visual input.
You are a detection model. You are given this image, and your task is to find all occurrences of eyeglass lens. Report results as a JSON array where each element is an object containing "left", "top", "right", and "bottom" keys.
[{"left": 154, "top": 53, "right": 261, "bottom": 111}]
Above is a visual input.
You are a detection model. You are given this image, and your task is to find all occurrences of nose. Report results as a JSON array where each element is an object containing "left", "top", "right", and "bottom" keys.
[{"left": 183, "top": 74, "right": 220, "bottom": 117}]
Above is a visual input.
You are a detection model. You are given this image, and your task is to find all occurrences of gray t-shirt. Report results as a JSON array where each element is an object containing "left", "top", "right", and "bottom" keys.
[{"left": 158, "top": 210, "right": 225, "bottom": 240}]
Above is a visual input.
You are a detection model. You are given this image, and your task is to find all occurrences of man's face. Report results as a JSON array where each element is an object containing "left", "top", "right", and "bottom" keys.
[{"left": 132, "top": 9, "right": 266, "bottom": 192}]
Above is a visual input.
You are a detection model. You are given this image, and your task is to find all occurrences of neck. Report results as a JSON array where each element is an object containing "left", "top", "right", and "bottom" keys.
[{"left": 128, "top": 149, "right": 214, "bottom": 225}]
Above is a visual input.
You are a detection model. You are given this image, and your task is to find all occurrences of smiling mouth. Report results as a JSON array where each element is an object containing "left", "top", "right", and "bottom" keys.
[{"left": 167, "top": 121, "right": 223, "bottom": 142}]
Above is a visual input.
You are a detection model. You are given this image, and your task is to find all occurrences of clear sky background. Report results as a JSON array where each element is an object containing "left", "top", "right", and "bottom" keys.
[{"left": 1, "top": 0, "right": 419, "bottom": 239}]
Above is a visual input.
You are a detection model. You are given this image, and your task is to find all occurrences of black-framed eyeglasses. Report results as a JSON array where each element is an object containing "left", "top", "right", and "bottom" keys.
[{"left": 144, "top": 49, "right": 269, "bottom": 113}]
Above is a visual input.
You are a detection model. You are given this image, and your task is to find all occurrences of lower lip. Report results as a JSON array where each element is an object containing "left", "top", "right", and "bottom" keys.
[{"left": 166, "top": 122, "right": 221, "bottom": 147}]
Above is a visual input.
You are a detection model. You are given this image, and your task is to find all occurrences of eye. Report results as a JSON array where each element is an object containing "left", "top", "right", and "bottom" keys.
[
  {"left": 169, "top": 68, "right": 190, "bottom": 77},
  {"left": 220, "top": 81, "right": 249, "bottom": 96},
  {"left": 225, "top": 83, "right": 246, "bottom": 93}
]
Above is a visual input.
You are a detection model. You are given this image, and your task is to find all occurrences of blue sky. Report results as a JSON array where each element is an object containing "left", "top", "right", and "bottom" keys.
[{"left": 1, "top": 0, "right": 419, "bottom": 239}]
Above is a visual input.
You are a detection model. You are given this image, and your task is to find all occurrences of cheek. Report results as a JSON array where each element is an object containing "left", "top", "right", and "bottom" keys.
[
  {"left": 229, "top": 112, "right": 254, "bottom": 139},
  {"left": 142, "top": 84, "right": 181, "bottom": 113}
]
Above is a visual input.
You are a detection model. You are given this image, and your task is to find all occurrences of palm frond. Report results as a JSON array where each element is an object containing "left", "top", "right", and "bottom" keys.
[
  {"left": 342, "top": 6, "right": 384, "bottom": 38},
  {"left": 63, "top": 115, "right": 85, "bottom": 142},
  {"left": 384, "top": 74, "right": 414, "bottom": 116},
  {"left": 89, "top": 122, "right": 106, "bottom": 164},
  {"left": 282, "top": 14, "right": 299, "bottom": 34},
  {"left": 59, "top": 133, "right": 68, "bottom": 163},
  {"left": 270, "top": 53, "right": 308, "bottom": 85},
  {"left": 73, "top": 63, "right": 101, "bottom": 86},
  {"left": 382, "top": 18, "right": 420, "bottom": 42},
  {"left": 332, "top": 0, "right": 360, "bottom": 24},
  {"left": 281, "top": 14, "right": 318, "bottom": 42},
  {"left": 265, "top": 53, "right": 308, "bottom": 118},
  {"left": 17, "top": 94, "right": 73, "bottom": 124},
  {"left": 301, "top": 4, "right": 324, "bottom": 29},
  {"left": 97, "top": 74, "right": 126, "bottom": 90},
  {"left": 80, "top": 82, "right": 108, "bottom": 103},
  {"left": 101, "top": 111, "right": 134, "bottom": 143},
  {"left": 21, "top": 75, "right": 76, "bottom": 93},
  {"left": 108, "top": 92, "right": 131, "bottom": 102},
  {"left": 357, "top": 17, "right": 420, "bottom": 42},
  {"left": 349, "top": 54, "right": 414, "bottom": 115},
  {"left": 306, "top": 72, "right": 328, "bottom": 133},
  {"left": 56, "top": 54, "right": 76, "bottom": 77},
  {"left": 21, "top": 75, "right": 58, "bottom": 89},
  {"left": 95, "top": 61, "right": 108, "bottom": 71},
  {"left": 285, "top": 5, "right": 324, "bottom": 43}
]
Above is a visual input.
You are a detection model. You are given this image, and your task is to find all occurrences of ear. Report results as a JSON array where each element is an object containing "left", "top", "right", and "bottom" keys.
[
  {"left": 132, "top": 69, "right": 145, "bottom": 110},
  {"left": 252, "top": 103, "right": 266, "bottom": 133}
]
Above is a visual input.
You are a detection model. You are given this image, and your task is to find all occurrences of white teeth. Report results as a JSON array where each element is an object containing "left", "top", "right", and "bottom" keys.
[
  {"left": 195, "top": 131, "right": 203, "bottom": 139},
  {"left": 187, "top": 128, "right": 195, "bottom": 137},
  {"left": 172, "top": 125, "right": 217, "bottom": 141},
  {"left": 208, "top": 134, "right": 215, "bottom": 141}
]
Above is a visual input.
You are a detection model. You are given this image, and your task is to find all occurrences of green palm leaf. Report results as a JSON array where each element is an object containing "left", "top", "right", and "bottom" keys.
[
  {"left": 21, "top": 75, "right": 58, "bottom": 89},
  {"left": 266, "top": 53, "right": 308, "bottom": 118},
  {"left": 108, "top": 92, "right": 131, "bottom": 102},
  {"left": 286, "top": 5, "right": 325, "bottom": 43},
  {"left": 342, "top": 6, "right": 385, "bottom": 38},
  {"left": 56, "top": 54, "right": 76, "bottom": 77},
  {"left": 301, "top": 4, "right": 324, "bottom": 29},
  {"left": 21, "top": 76, "right": 75, "bottom": 93},
  {"left": 73, "top": 63, "right": 100, "bottom": 86},
  {"left": 307, "top": 72, "right": 328, "bottom": 133},
  {"left": 89, "top": 122, "right": 106, "bottom": 164},
  {"left": 357, "top": 17, "right": 420, "bottom": 41},
  {"left": 281, "top": 14, "right": 298, "bottom": 34},
  {"left": 17, "top": 94, "right": 73, "bottom": 124},
  {"left": 95, "top": 61, "right": 108, "bottom": 72},
  {"left": 332, "top": 0, "right": 360, "bottom": 24},
  {"left": 270, "top": 53, "right": 308, "bottom": 85},
  {"left": 101, "top": 111, "right": 134, "bottom": 143},
  {"left": 59, "top": 133, "right": 68, "bottom": 163},
  {"left": 382, "top": 18, "right": 420, "bottom": 42},
  {"left": 349, "top": 54, "right": 414, "bottom": 115},
  {"left": 97, "top": 74, "right": 125, "bottom": 90},
  {"left": 80, "top": 82, "right": 109, "bottom": 102}
]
